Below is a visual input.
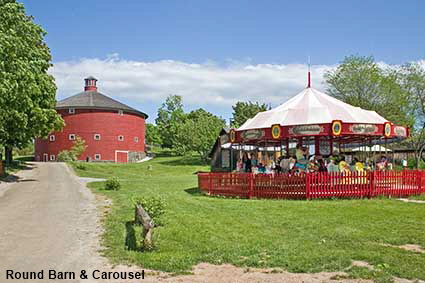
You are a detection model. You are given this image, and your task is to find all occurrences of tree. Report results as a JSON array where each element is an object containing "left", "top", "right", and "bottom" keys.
[
  {"left": 0, "top": 0, "right": 64, "bottom": 164},
  {"left": 173, "top": 109, "right": 225, "bottom": 161},
  {"left": 178, "top": 109, "right": 225, "bottom": 161},
  {"left": 231, "top": 101, "right": 268, "bottom": 128},
  {"left": 70, "top": 136, "right": 87, "bottom": 159},
  {"left": 324, "top": 55, "right": 413, "bottom": 127},
  {"left": 57, "top": 136, "right": 87, "bottom": 161},
  {"left": 145, "top": 123, "right": 162, "bottom": 146},
  {"left": 155, "top": 95, "right": 185, "bottom": 148},
  {"left": 398, "top": 63, "right": 425, "bottom": 167}
]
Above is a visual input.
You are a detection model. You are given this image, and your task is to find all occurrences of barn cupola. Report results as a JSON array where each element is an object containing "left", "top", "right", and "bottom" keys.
[{"left": 84, "top": 76, "right": 98, "bottom": 91}]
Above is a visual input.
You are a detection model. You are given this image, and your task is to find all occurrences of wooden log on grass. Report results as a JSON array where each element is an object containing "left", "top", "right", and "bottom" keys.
[{"left": 135, "top": 204, "right": 154, "bottom": 250}]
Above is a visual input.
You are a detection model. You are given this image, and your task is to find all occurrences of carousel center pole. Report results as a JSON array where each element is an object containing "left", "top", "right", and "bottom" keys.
[
  {"left": 315, "top": 136, "right": 320, "bottom": 156},
  {"left": 286, "top": 138, "right": 290, "bottom": 158}
]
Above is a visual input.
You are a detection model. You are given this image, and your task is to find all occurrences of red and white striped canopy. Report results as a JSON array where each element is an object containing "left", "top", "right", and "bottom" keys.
[{"left": 238, "top": 87, "right": 388, "bottom": 131}]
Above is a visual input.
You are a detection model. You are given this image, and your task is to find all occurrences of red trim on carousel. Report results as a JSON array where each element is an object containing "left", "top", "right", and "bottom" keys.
[{"left": 229, "top": 122, "right": 409, "bottom": 144}]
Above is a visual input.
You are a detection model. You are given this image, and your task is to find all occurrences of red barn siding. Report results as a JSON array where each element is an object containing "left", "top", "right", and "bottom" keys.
[{"left": 35, "top": 109, "right": 146, "bottom": 162}]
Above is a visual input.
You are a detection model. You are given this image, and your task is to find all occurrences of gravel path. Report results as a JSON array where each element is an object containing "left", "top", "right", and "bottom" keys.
[{"left": 0, "top": 162, "right": 104, "bottom": 283}]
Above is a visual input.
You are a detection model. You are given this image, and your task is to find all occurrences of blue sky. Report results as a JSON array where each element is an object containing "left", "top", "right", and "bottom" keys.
[{"left": 22, "top": 0, "right": 425, "bottom": 121}]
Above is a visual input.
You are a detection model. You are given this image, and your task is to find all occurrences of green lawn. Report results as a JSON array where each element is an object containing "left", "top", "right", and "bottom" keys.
[
  {"left": 410, "top": 194, "right": 425, "bottom": 201},
  {"left": 71, "top": 155, "right": 425, "bottom": 282}
]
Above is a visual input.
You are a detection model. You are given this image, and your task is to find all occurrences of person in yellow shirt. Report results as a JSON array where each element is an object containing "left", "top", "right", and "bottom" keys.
[
  {"left": 338, "top": 156, "right": 348, "bottom": 172},
  {"left": 354, "top": 157, "right": 364, "bottom": 173}
]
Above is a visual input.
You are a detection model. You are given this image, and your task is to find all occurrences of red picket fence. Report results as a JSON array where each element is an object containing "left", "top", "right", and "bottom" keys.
[{"left": 198, "top": 170, "right": 425, "bottom": 200}]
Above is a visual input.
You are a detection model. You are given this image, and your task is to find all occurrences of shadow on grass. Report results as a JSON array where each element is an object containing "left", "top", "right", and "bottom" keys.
[
  {"left": 158, "top": 155, "right": 206, "bottom": 167},
  {"left": 15, "top": 156, "right": 35, "bottom": 162},
  {"left": 184, "top": 187, "right": 203, "bottom": 196},
  {"left": 125, "top": 221, "right": 139, "bottom": 251},
  {"left": 1, "top": 161, "right": 35, "bottom": 182}
]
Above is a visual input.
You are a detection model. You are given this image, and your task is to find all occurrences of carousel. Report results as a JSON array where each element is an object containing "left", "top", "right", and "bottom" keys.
[{"left": 199, "top": 73, "right": 425, "bottom": 199}]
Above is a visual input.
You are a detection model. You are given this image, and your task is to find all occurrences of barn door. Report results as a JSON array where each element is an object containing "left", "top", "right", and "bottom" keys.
[{"left": 115, "top": 151, "right": 128, "bottom": 163}]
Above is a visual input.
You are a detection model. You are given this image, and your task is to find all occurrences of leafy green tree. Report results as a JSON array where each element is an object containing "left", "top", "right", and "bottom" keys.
[
  {"left": 324, "top": 55, "right": 413, "bottom": 126},
  {"left": 70, "top": 136, "right": 87, "bottom": 159},
  {"left": 173, "top": 109, "right": 225, "bottom": 162},
  {"left": 0, "top": 0, "right": 64, "bottom": 164},
  {"left": 398, "top": 63, "right": 425, "bottom": 167},
  {"left": 155, "top": 95, "right": 185, "bottom": 148},
  {"left": 231, "top": 101, "right": 268, "bottom": 128},
  {"left": 145, "top": 123, "right": 162, "bottom": 146},
  {"left": 57, "top": 136, "right": 87, "bottom": 161}
]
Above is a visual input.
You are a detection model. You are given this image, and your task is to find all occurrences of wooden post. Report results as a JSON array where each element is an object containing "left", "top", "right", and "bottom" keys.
[
  {"left": 306, "top": 173, "right": 310, "bottom": 200},
  {"left": 369, "top": 171, "right": 374, "bottom": 198},
  {"left": 286, "top": 139, "right": 290, "bottom": 158},
  {"left": 135, "top": 204, "right": 154, "bottom": 250},
  {"left": 209, "top": 173, "right": 213, "bottom": 195},
  {"left": 248, "top": 173, "right": 254, "bottom": 199},
  {"left": 329, "top": 137, "right": 333, "bottom": 156},
  {"left": 315, "top": 137, "right": 320, "bottom": 156},
  {"left": 417, "top": 170, "right": 422, "bottom": 194}
]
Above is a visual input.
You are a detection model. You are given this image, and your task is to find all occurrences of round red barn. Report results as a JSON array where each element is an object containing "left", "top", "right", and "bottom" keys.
[{"left": 35, "top": 77, "right": 148, "bottom": 163}]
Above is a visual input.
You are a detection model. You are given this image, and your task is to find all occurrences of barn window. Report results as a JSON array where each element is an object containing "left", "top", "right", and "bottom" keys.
[
  {"left": 94, "top": 134, "right": 101, "bottom": 140},
  {"left": 69, "top": 134, "right": 76, "bottom": 140},
  {"left": 50, "top": 155, "right": 55, "bottom": 161},
  {"left": 134, "top": 137, "right": 139, "bottom": 143},
  {"left": 69, "top": 108, "right": 75, "bottom": 114},
  {"left": 94, "top": 154, "right": 101, "bottom": 160},
  {"left": 118, "top": 135, "right": 124, "bottom": 141},
  {"left": 49, "top": 135, "right": 55, "bottom": 142},
  {"left": 118, "top": 110, "right": 124, "bottom": 116}
]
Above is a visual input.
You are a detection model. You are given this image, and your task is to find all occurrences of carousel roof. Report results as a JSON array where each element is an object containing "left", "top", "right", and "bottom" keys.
[{"left": 238, "top": 87, "right": 388, "bottom": 131}]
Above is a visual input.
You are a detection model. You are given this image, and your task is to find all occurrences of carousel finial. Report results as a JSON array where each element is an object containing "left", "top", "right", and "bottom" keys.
[{"left": 307, "top": 55, "right": 311, "bottom": 88}]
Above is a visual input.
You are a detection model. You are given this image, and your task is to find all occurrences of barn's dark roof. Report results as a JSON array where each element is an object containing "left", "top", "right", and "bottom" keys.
[{"left": 56, "top": 91, "right": 148, "bottom": 119}]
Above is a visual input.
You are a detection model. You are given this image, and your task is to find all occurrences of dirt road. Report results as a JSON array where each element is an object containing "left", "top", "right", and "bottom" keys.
[{"left": 0, "top": 162, "right": 103, "bottom": 283}]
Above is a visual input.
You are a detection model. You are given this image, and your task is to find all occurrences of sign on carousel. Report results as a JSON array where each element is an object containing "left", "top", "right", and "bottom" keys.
[
  {"left": 349, "top": 124, "right": 378, "bottom": 134},
  {"left": 289, "top": 125, "right": 323, "bottom": 136},
  {"left": 271, "top": 124, "right": 281, "bottom": 139},
  {"left": 331, "top": 120, "right": 342, "bottom": 136},
  {"left": 394, "top": 126, "right": 407, "bottom": 137},
  {"left": 229, "top": 129, "right": 236, "bottom": 143},
  {"left": 241, "top": 129, "right": 265, "bottom": 141},
  {"left": 384, "top": 122, "right": 392, "bottom": 138}
]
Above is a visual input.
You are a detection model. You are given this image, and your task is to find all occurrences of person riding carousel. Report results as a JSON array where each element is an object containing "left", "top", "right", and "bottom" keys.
[{"left": 294, "top": 144, "right": 309, "bottom": 171}]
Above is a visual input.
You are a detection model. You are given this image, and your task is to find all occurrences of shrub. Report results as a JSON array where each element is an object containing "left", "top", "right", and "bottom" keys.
[
  {"left": 105, "top": 177, "right": 121, "bottom": 190},
  {"left": 407, "top": 158, "right": 425, "bottom": 169},
  {"left": 56, "top": 137, "right": 87, "bottom": 162},
  {"left": 70, "top": 136, "right": 87, "bottom": 159},
  {"left": 75, "top": 163, "right": 87, "bottom": 170},
  {"left": 133, "top": 196, "right": 166, "bottom": 226},
  {"left": 57, "top": 150, "right": 76, "bottom": 162}
]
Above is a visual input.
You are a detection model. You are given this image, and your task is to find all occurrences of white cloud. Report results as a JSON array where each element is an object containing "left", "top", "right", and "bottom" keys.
[{"left": 50, "top": 54, "right": 335, "bottom": 118}]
